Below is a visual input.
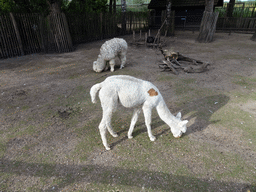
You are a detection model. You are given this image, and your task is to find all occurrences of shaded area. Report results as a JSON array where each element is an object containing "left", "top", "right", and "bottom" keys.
[
  {"left": 0, "top": 158, "right": 254, "bottom": 191},
  {"left": 181, "top": 94, "right": 230, "bottom": 135}
]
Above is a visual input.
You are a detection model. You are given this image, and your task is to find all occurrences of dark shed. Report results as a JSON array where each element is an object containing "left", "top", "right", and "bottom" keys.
[{"left": 148, "top": 0, "right": 223, "bottom": 28}]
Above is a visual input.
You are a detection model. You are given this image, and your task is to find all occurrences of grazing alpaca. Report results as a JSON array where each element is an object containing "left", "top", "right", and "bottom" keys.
[
  {"left": 93, "top": 38, "right": 128, "bottom": 73},
  {"left": 90, "top": 75, "right": 188, "bottom": 150}
]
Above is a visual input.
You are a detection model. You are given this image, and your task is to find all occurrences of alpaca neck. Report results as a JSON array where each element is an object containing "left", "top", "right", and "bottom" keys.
[{"left": 156, "top": 100, "right": 178, "bottom": 127}]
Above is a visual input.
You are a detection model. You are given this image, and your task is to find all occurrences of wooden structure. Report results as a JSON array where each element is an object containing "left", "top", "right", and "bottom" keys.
[
  {"left": 0, "top": 12, "right": 73, "bottom": 59},
  {"left": 148, "top": 0, "right": 223, "bottom": 28}
]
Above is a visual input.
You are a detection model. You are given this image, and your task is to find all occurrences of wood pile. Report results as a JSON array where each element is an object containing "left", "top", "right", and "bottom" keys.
[{"left": 158, "top": 49, "right": 210, "bottom": 74}]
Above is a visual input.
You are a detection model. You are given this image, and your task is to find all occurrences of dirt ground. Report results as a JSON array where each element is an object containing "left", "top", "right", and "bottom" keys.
[{"left": 0, "top": 30, "right": 256, "bottom": 191}]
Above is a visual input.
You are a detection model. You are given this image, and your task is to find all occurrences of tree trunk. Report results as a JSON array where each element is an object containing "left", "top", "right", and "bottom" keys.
[
  {"left": 47, "top": 0, "right": 61, "bottom": 13},
  {"left": 197, "top": 0, "right": 218, "bottom": 43},
  {"left": 165, "top": 1, "right": 173, "bottom": 36},
  {"left": 226, "top": 0, "right": 236, "bottom": 17},
  {"left": 46, "top": 0, "right": 73, "bottom": 52},
  {"left": 205, "top": 0, "right": 214, "bottom": 12}
]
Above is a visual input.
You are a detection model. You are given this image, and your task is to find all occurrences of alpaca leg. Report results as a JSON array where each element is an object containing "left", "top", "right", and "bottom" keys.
[
  {"left": 98, "top": 89, "right": 118, "bottom": 150},
  {"left": 105, "top": 112, "right": 118, "bottom": 138},
  {"left": 99, "top": 121, "right": 110, "bottom": 150},
  {"left": 128, "top": 108, "right": 141, "bottom": 139},
  {"left": 104, "top": 61, "right": 109, "bottom": 71},
  {"left": 142, "top": 105, "right": 156, "bottom": 141},
  {"left": 119, "top": 53, "right": 126, "bottom": 69},
  {"left": 99, "top": 108, "right": 118, "bottom": 150},
  {"left": 109, "top": 59, "right": 115, "bottom": 72}
]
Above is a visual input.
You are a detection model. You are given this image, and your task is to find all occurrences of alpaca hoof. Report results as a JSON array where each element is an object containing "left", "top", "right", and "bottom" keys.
[
  {"left": 112, "top": 133, "right": 118, "bottom": 137},
  {"left": 105, "top": 146, "right": 111, "bottom": 150},
  {"left": 128, "top": 135, "right": 133, "bottom": 139},
  {"left": 150, "top": 136, "right": 156, "bottom": 141}
]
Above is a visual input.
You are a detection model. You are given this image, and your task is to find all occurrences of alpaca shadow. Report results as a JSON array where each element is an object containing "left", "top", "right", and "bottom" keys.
[
  {"left": 111, "top": 94, "right": 229, "bottom": 148},
  {"left": 180, "top": 94, "right": 230, "bottom": 136}
]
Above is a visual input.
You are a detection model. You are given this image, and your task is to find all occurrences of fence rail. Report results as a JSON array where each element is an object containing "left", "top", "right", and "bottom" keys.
[{"left": 216, "top": 17, "right": 256, "bottom": 31}]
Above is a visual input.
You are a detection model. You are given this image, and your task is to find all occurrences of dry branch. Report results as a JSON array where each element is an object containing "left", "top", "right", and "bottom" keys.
[{"left": 159, "top": 49, "right": 210, "bottom": 74}]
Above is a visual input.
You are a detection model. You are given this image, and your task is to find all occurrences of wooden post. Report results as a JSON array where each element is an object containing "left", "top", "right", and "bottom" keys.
[
  {"left": 170, "top": 11, "right": 175, "bottom": 36},
  {"left": 100, "top": 13, "right": 103, "bottom": 39},
  {"left": 0, "top": 16, "right": 9, "bottom": 58},
  {"left": 121, "top": 0, "right": 126, "bottom": 35},
  {"left": 9, "top": 12, "right": 24, "bottom": 55},
  {"left": 39, "top": 14, "right": 45, "bottom": 53}
]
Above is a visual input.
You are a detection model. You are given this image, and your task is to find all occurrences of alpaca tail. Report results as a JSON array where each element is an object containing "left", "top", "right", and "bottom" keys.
[{"left": 90, "top": 83, "right": 102, "bottom": 103}]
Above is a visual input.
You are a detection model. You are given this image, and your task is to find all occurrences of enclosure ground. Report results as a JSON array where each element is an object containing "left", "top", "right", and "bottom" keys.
[{"left": 0, "top": 31, "right": 256, "bottom": 191}]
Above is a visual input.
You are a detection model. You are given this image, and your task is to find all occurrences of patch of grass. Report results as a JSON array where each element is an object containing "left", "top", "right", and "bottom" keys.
[
  {"left": 73, "top": 119, "right": 102, "bottom": 161},
  {"left": 233, "top": 75, "right": 256, "bottom": 89},
  {"left": 21, "top": 105, "right": 30, "bottom": 110},
  {"left": 0, "top": 140, "right": 6, "bottom": 158},
  {"left": 0, "top": 173, "right": 11, "bottom": 192},
  {"left": 34, "top": 163, "right": 56, "bottom": 177},
  {"left": 114, "top": 131, "right": 256, "bottom": 191},
  {"left": 174, "top": 83, "right": 216, "bottom": 108},
  {"left": 156, "top": 74, "right": 175, "bottom": 81},
  {"left": 26, "top": 186, "right": 41, "bottom": 192},
  {"left": 211, "top": 106, "right": 256, "bottom": 139},
  {"left": 68, "top": 74, "right": 80, "bottom": 79}
]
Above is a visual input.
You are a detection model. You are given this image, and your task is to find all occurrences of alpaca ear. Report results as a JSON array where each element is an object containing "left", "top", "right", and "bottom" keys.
[
  {"left": 181, "top": 120, "right": 188, "bottom": 126},
  {"left": 176, "top": 112, "right": 181, "bottom": 119}
]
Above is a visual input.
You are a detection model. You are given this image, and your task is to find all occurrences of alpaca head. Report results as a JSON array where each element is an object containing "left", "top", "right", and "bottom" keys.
[
  {"left": 172, "top": 112, "right": 188, "bottom": 138},
  {"left": 93, "top": 56, "right": 104, "bottom": 73}
]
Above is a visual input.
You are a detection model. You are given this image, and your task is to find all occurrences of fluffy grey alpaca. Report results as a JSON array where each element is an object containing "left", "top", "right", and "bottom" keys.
[
  {"left": 90, "top": 75, "right": 188, "bottom": 150},
  {"left": 93, "top": 38, "right": 128, "bottom": 72}
]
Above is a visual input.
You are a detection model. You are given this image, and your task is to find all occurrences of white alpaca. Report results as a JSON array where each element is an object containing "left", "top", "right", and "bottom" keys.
[
  {"left": 90, "top": 75, "right": 188, "bottom": 150},
  {"left": 93, "top": 38, "right": 128, "bottom": 73}
]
